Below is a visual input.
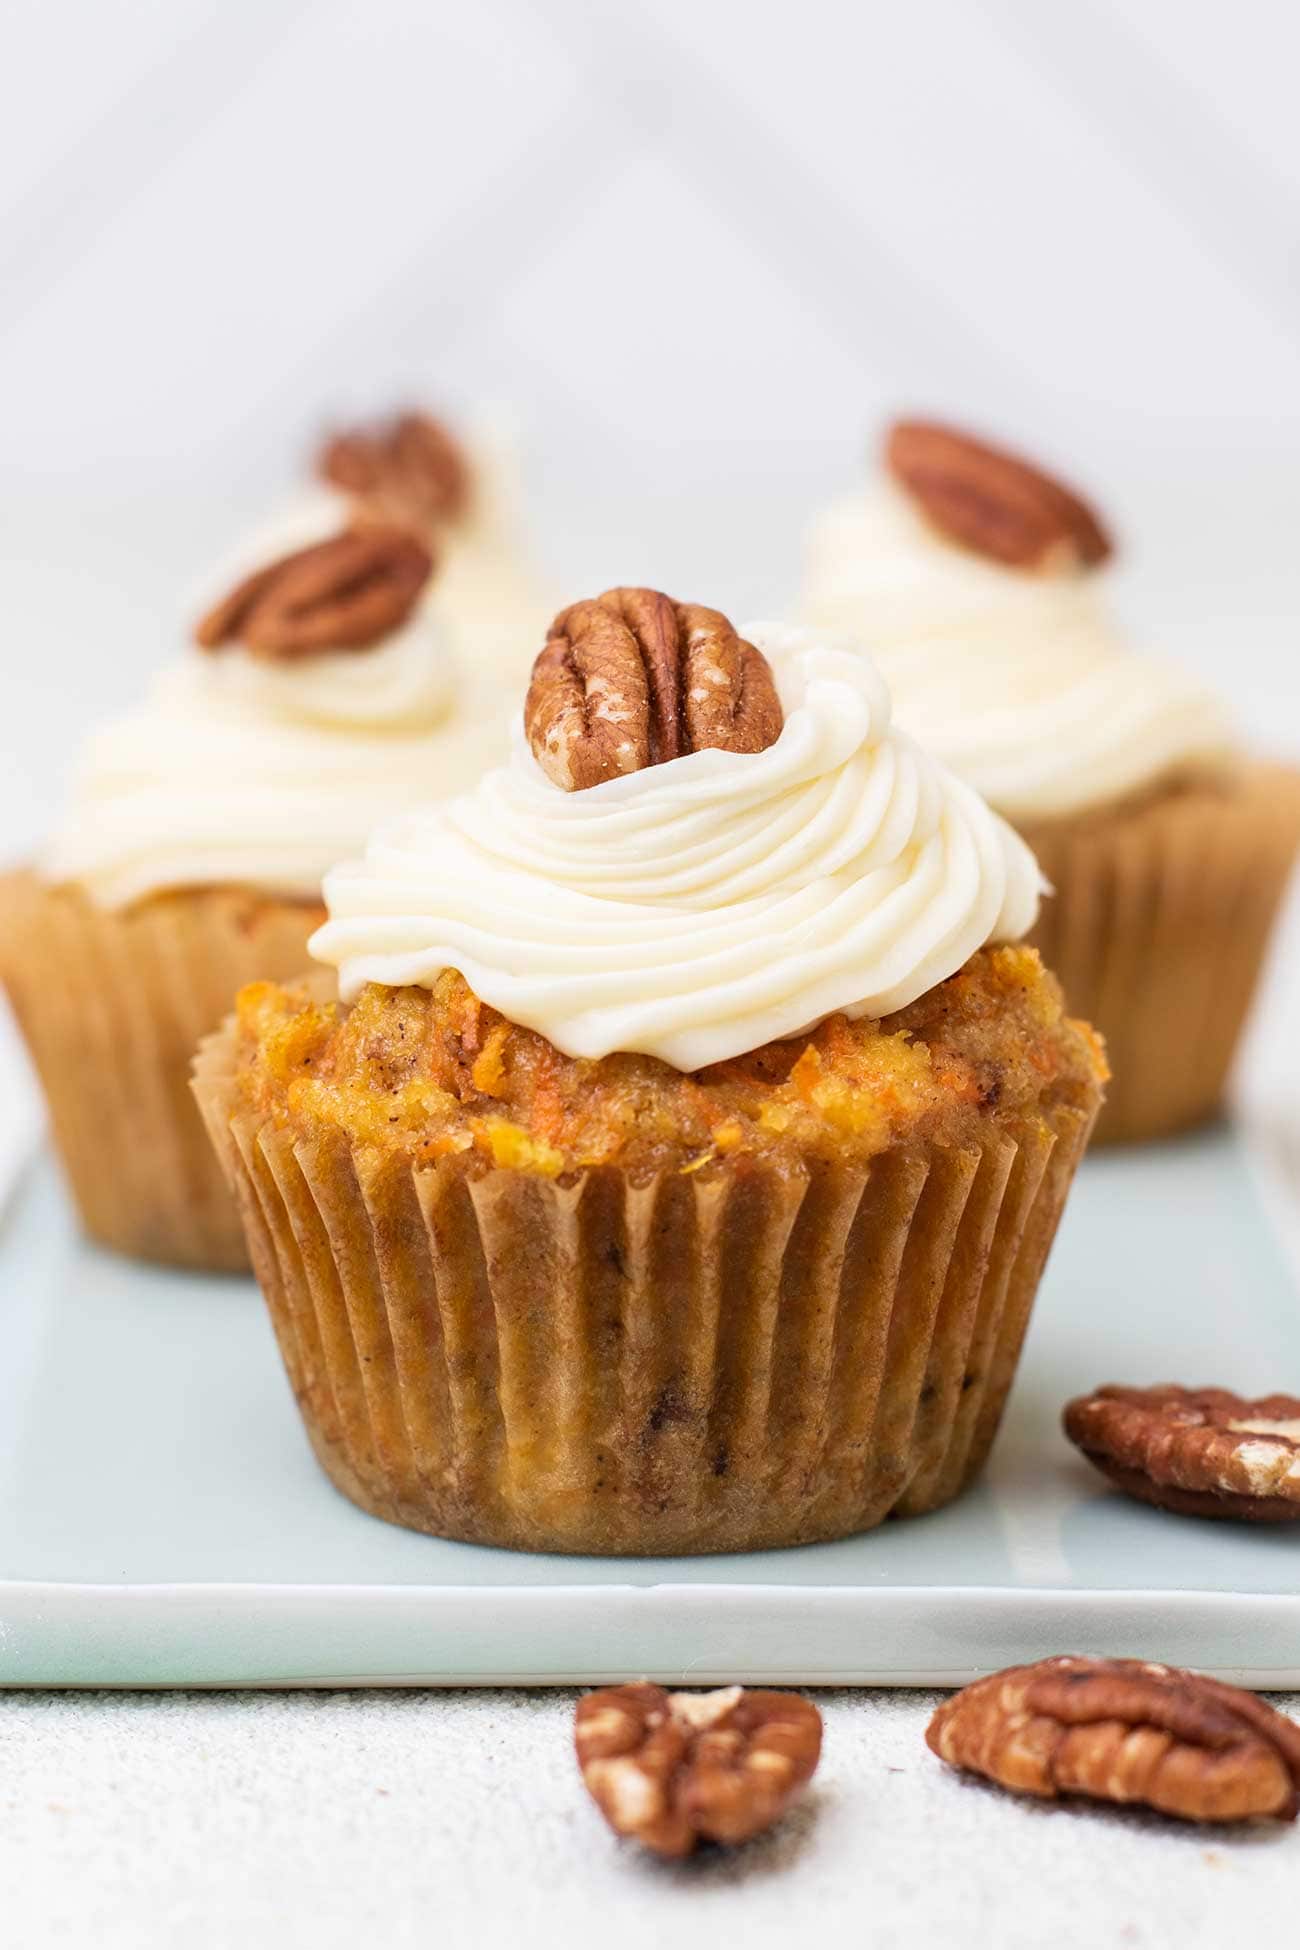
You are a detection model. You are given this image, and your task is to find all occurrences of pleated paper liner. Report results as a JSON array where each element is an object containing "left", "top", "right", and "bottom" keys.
[
  {"left": 196, "top": 1017, "right": 1096, "bottom": 1555},
  {"left": 1023, "top": 763, "right": 1300, "bottom": 1147},
  {"left": 0, "top": 872, "right": 323, "bottom": 1270}
]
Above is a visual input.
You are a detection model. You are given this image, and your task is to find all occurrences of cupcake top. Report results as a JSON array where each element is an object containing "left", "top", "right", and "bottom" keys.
[
  {"left": 802, "top": 418, "right": 1236, "bottom": 824},
  {"left": 263, "top": 403, "right": 554, "bottom": 679},
  {"left": 44, "top": 527, "right": 507, "bottom": 910},
  {"left": 309, "top": 587, "right": 1044, "bottom": 1070}
]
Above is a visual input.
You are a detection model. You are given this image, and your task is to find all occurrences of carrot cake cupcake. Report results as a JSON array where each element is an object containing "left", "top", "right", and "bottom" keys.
[
  {"left": 195, "top": 588, "right": 1105, "bottom": 1553},
  {"left": 1, "top": 525, "right": 506, "bottom": 1270},
  {"left": 803, "top": 418, "right": 1299, "bottom": 1143}
]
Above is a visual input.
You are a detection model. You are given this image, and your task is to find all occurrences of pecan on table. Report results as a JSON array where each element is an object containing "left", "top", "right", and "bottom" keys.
[
  {"left": 318, "top": 408, "right": 471, "bottom": 533},
  {"left": 195, "top": 528, "right": 432, "bottom": 661},
  {"left": 927, "top": 1657, "right": 1300, "bottom": 1823},
  {"left": 575, "top": 1682, "right": 823, "bottom": 1857},
  {"left": 1064, "top": 1383, "right": 1300, "bottom": 1522},
  {"left": 885, "top": 418, "right": 1112, "bottom": 571},
  {"left": 525, "top": 587, "right": 784, "bottom": 791}
]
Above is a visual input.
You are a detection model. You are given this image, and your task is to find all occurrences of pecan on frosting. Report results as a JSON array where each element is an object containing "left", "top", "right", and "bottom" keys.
[
  {"left": 524, "top": 586, "right": 785, "bottom": 791},
  {"left": 318, "top": 409, "right": 471, "bottom": 533},
  {"left": 195, "top": 529, "right": 433, "bottom": 662},
  {"left": 886, "top": 417, "right": 1112, "bottom": 571}
]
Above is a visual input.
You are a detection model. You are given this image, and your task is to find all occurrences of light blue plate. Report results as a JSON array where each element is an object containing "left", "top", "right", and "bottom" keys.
[{"left": 1, "top": 1129, "right": 1297, "bottom": 1687}]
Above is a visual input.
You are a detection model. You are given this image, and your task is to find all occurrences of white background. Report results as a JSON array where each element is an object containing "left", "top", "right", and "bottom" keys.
[
  {"left": 2, "top": 0, "right": 1299, "bottom": 859},
  {"left": 3, "top": 5, "right": 1299, "bottom": 1942}
]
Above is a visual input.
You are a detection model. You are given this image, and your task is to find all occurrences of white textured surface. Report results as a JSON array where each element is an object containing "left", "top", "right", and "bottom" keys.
[{"left": 2, "top": 1689, "right": 1298, "bottom": 1947}]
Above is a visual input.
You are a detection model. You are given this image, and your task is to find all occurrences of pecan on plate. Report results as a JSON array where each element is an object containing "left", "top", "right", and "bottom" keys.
[
  {"left": 195, "top": 529, "right": 432, "bottom": 662},
  {"left": 574, "top": 1682, "right": 822, "bottom": 1857},
  {"left": 928, "top": 1657, "right": 1300, "bottom": 1823},
  {"left": 1063, "top": 1383, "right": 1300, "bottom": 1522},
  {"left": 525, "top": 587, "right": 784, "bottom": 791},
  {"left": 318, "top": 408, "right": 471, "bottom": 533},
  {"left": 885, "top": 418, "right": 1112, "bottom": 571}
]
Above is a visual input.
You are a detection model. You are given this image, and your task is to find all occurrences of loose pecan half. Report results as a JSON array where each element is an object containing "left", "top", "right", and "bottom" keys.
[
  {"left": 1063, "top": 1383, "right": 1300, "bottom": 1522},
  {"left": 525, "top": 587, "right": 784, "bottom": 791},
  {"left": 885, "top": 418, "right": 1112, "bottom": 571},
  {"left": 195, "top": 529, "right": 432, "bottom": 662},
  {"left": 575, "top": 1682, "right": 822, "bottom": 1857},
  {"left": 318, "top": 408, "right": 471, "bottom": 533},
  {"left": 929, "top": 1657, "right": 1300, "bottom": 1823}
]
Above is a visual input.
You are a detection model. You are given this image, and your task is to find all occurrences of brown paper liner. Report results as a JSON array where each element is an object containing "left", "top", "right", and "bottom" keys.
[
  {"left": 195, "top": 1018, "right": 1095, "bottom": 1554},
  {"left": 1023, "top": 763, "right": 1300, "bottom": 1146},
  {"left": 0, "top": 872, "right": 323, "bottom": 1270}
]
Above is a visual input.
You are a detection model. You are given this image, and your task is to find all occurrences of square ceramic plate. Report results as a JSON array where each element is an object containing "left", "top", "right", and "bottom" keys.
[{"left": 1, "top": 1126, "right": 1297, "bottom": 1688}]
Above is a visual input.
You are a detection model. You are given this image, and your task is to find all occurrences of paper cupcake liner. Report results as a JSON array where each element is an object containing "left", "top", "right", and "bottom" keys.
[
  {"left": 196, "top": 1019, "right": 1095, "bottom": 1554},
  {"left": 1023, "top": 764, "right": 1300, "bottom": 1146},
  {"left": 0, "top": 872, "right": 323, "bottom": 1270}
]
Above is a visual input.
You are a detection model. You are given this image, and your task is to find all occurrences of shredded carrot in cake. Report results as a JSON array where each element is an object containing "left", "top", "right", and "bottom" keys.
[{"left": 231, "top": 946, "right": 1106, "bottom": 1179}]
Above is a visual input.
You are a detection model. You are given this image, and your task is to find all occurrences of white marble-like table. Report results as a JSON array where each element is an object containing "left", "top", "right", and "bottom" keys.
[{"left": 4, "top": 1689, "right": 1297, "bottom": 1948}]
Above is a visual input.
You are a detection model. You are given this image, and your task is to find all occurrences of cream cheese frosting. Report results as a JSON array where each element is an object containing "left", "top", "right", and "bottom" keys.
[
  {"left": 44, "top": 609, "right": 509, "bottom": 911},
  {"left": 309, "top": 624, "right": 1044, "bottom": 1070},
  {"left": 803, "top": 483, "right": 1236, "bottom": 824}
]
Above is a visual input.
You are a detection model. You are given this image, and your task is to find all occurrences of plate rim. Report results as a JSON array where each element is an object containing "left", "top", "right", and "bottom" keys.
[{"left": 4, "top": 1579, "right": 1300, "bottom": 1690}]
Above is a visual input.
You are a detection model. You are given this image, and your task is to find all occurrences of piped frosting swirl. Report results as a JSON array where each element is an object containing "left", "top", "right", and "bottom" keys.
[
  {"left": 309, "top": 624, "right": 1044, "bottom": 1069},
  {"left": 44, "top": 603, "right": 506, "bottom": 910}
]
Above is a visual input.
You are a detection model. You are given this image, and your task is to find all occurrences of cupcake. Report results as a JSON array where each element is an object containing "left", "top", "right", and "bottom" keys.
[
  {"left": 803, "top": 417, "right": 1299, "bottom": 1143},
  {"left": 1, "top": 525, "right": 507, "bottom": 1270},
  {"left": 194, "top": 588, "right": 1104, "bottom": 1553},
  {"left": 257, "top": 403, "right": 554, "bottom": 680}
]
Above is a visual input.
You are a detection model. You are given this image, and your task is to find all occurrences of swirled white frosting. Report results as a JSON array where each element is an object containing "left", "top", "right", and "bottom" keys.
[
  {"left": 803, "top": 483, "right": 1236, "bottom": 823},
  {"left": 44, "top": 609, "right": 510, "bottom": 910},
  {"left": 309, "top": 624, "right": 1044, "bottom": 1069}
]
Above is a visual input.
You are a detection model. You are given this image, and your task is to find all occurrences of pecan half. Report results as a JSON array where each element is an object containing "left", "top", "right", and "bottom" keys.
[
  {"left": 318, "top": 409, "right": 471, "bottom": 533},
  {"left": 574, "top": 1682, "right": 822, "bottom": 1857},
  {"left": 928, "top": 1657, "right": 1300, "bottom": 1823},
  {"left": 525, "top": 587, "right": 784, "bottom": 791},
  {"left": 1063, "top": 1383, "right": 1300, "bottom": 1522},
  {"left": 885, "top": 418, "right": 1112, "bottom": 571},
  {"left": 195, "top": 529, "right": 432, "bottom": 662}
]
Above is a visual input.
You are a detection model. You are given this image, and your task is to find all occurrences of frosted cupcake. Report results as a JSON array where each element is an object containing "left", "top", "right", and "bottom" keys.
[
  {"left": 195, "top": 588, "right": 1104, "bottom": 1553},
  {"left": 803, "top": 418, "right": 1299, "bottom": 1143},
  {"left": 0, "top": 526, "right": 507, "bottom": 1269}
]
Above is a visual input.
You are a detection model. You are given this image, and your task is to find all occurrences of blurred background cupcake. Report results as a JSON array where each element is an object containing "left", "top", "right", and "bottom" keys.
[
  {"left": 803, "top": 418, "right": 1300, "bottom": 1144},
  {"left": 195, "top": 590, "right": 1104, "bottom": 1553},
  {"left": 0, "top": 524, "right": 510, "bottom": 1269},
  {"left": 250, "top": 402, "right": 555, "bottom": 682}
]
